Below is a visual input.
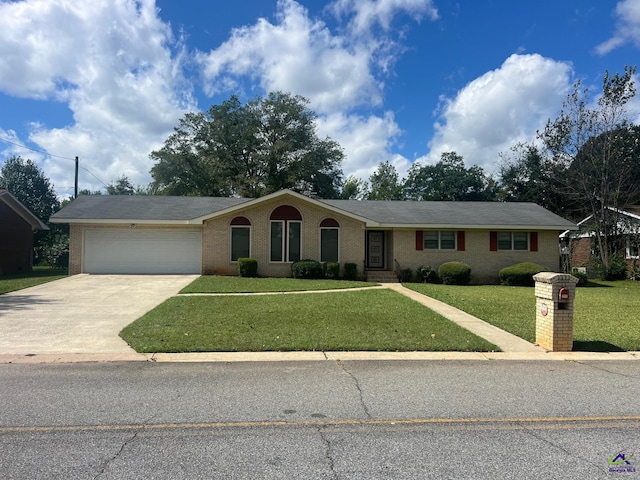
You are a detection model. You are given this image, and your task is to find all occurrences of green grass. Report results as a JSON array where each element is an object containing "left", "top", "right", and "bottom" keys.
[
  {"left": 120, "top": 289, "right": 498, "bottom": 353},
  {"left": 180, "top": 275, "right": 375, "bottom": 293},
  {"left": 405, "top": 281, "right": 640, "bottom": 352},
  {"left": 0, "top": 267, "right": 68, "bottom": 294}
]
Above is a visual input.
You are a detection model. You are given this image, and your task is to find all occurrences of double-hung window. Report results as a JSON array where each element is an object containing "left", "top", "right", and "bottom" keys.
[
  {"left": 497, "top": 232, "right": 529, "bottom": 250},
  {"left": 424, "top": 231, "right": 456, "bottom": 250}
]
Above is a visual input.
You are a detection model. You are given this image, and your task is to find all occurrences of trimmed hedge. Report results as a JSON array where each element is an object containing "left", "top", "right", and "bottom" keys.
[
  {"left": 438, "top": 261, "right": 471, "bottom": 285},
  {"left": 238, "top": 258, "right": 258, "bottom": 277},
  {"left": 499, "top": 262, "right": 548, "bottom": 286},
  {"left": 343, "top": 262, "right": 358, "bottom": 281},
  {"left": 324, "top": 261, "right": 340, "bottom": 279},
  {"left": 292, "top": 260, "right": 324, "bottom": 279}
]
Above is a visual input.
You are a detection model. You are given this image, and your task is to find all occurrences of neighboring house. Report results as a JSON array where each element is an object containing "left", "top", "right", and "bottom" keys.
[
  {"left": 0, "top": 189, "right": 49, "bottom": 274},
  {"left": 50, "top": 189, "right": 576, "bottom": 283},
  {"left": 560, "top": 205, "right": 640, "bottom": 271}
]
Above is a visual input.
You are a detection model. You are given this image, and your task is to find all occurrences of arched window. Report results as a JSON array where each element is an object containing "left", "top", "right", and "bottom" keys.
[
  {"left": 230, "top": 216, "right": 251, "bottom": 261},
  {"left": 270, "top": 206, "right": 302, "bottom": 262},
  {"left": 320, "top": 218, "right": 339, "bottom": 262}
]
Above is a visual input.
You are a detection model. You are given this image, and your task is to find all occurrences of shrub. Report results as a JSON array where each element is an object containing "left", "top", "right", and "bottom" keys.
[
  {"left": 238, "top": 258, "right": 258, "bottom": 277},
  {"left": 399, "top": 268, "right": 413, "bottom": 283},
  {"left": 595, "top": 254, "right": 628, "bottom": 280},
  {"left": 343, "top": 262, "right": 358, "bottom": 281},
  {"left": 418, "top": 265, "right": 439, "bottom": 283},
  {"left": 324, "top": 261, "right": 340, "bottom": 279},
  {"left": 573, "top": 271, "right": 588, "bottom": 287},
  {"left": 438, "top": 261, "right": 471, "bottom": 285},
  {"left": 292, "top": 260, "right": 324, "bottom": 279},
  {"left": 499, "top": 262, "right": 548, "bottom": 286}
]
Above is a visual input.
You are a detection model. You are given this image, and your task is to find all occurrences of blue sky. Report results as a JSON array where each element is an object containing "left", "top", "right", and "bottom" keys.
[{"left": 1, "top": 0, "right": 639, "bottom": 197}]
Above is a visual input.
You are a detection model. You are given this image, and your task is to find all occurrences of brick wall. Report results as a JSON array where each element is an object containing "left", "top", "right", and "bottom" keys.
[
  {"left": 391, "top": 229, "right": 561, "bottom": 284},
  {"left": 203, "top": 197, "right": 366, "bottom": 278}
]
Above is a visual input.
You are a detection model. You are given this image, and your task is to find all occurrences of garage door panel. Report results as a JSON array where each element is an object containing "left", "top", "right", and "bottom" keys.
[{"left": 84, "top": 229, "right": 202, "bottom": 274}]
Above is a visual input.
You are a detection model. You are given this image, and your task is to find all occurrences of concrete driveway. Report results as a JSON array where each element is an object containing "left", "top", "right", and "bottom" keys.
[{"left": 0, "top": 274, "right": 198, "bottom": 355}]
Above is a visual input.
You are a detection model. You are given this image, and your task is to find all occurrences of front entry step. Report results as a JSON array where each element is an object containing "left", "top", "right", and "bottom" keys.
[{"left": 366, "top": 270, "right": 399, "bottom": 283}]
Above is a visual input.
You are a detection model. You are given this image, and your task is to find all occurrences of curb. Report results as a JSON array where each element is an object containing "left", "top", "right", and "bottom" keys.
[{"left": 1, "top": 351, "right": 638, "bottom": 364}]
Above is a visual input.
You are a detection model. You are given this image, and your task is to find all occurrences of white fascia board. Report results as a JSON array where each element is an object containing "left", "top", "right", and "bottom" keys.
[
  {"left": 49, "top": 218, "right": 195, "bottom": 225},
  {"left": 191, "top": 188, "right": 376, "bottom": 226},
  {"left": 379, "top": 224, "right": 578, "bottom": 231}
]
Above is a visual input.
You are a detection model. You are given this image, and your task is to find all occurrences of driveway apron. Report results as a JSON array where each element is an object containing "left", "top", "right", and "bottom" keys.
[{"left": 0, "top": 274, "right": 198, "bottom": 354}]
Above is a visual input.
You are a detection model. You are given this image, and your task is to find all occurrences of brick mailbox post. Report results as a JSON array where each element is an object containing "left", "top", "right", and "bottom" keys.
[{"left": 533, "top": 272, "right": 579, "bottom": 352}]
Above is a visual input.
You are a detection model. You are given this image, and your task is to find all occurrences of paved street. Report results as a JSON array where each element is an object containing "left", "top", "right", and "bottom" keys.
[{"left": 1, "top": 360, "right": 639, "bottom": 478}]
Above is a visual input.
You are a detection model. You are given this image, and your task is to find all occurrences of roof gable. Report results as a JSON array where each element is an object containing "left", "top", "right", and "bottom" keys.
[{"left": 0, "top": 190, "right": 48, "bottom": 230}]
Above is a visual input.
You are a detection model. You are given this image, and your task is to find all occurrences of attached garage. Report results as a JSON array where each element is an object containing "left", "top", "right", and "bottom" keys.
[{"left": 83, "top": 229, "right": 202, "bottom": 274}]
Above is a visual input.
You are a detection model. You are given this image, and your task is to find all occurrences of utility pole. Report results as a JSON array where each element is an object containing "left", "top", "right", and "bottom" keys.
[{"left": 74, "top": 156, "right": 78, "bottom": 198}]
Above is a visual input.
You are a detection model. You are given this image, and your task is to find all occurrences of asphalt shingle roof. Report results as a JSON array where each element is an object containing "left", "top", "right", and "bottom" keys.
[{"left": 50, "top": 191, "right": 577, "bottom": 229}]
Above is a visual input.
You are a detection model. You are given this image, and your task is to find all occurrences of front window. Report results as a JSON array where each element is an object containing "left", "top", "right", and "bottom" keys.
[
  {"left": 230, "top": 216, "right": 251, "bottom": 261},
  {"left": 498, "top": 232, "right": 529, "bottom": 250},
  {"left": 270, "top": 220, "right": 301, "bottom": 262},
  {"left": 321, "top": 228, "right": 339, "bottom": 262},
  {"left": 424, "top": 231, "right": 456, "bottom": 250}
]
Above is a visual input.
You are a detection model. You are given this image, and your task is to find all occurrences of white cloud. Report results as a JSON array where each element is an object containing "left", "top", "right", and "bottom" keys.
[
  {"left": 423, "top": 54, "right": 573, "bottom": 174},
  {"left": 329, "top": 0, "right": 438, "bottom": 35},
  {"left": 197, "top": 0, "right": 432, "bottom": 180},
  {"left": 0, "top": 0, "right": 194, "bottom": 194},
  {"left": 595, "top": 0, "right": 640, "bottom": 55}
]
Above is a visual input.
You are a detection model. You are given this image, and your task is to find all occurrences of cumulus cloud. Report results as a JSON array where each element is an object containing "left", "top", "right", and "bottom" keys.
[
  {"left": 0, "top": 0, "right": 194, "bottom": 194},
  {"left": 595, "top": 0, "right": 640, "bottom": 55},
  {"left": 423, "top": 54, "right": 573, "bottom": 174},
  {"left": 197, "top": 0, "right": 432, "bottom": 179}
]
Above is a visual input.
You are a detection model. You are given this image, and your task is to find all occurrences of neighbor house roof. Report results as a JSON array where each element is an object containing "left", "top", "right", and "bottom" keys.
[
  {"left": 0, "top": 189, "right": 48, "bottom": 230},
  {"left": 50, "top": 189, "right": 577, "bottom": 230},
  {"left": 560, "top": 205, "right": 640, "bottom": 238}
]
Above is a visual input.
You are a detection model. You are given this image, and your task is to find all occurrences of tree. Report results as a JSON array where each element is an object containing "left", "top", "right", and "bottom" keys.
[
  {"left": 150, "top": 92, "right": 344, "bottom": 198},
  {"left": 404, "top": 152, "right": 496, "bottom": 201},
  {"left": 340, "top": 175, "right": 369, "bottom": 200},
  {"left": 106, "top": 175, "right": 136, "bottom": 195},
  {"left": 0, "top": 156, "right": 66, "bottom": 266},
  {"left": 367, "top": 161, "right": 403, "bottom": 200},
  {"left": 497, "top": 143, "right": 563, "bottom": 211},
  {"left": 539, "top": 65, "right": 639, "bottom": 271}
]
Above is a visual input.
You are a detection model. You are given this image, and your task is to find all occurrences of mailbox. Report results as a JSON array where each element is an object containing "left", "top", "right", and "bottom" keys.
[{"left": 558, "top": 287, "right": 570, "bottom": 302}]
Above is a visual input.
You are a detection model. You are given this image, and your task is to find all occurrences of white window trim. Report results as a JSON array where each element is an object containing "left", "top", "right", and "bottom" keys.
[
  {"left": 320, "top": 227, "right": 340, "bottom": 263},
  {"left": 230, "top": 225, "right": 251, "bottom": 262},
  {"left": 423, "top": 230, "right": 456, "bottom": 250},
  {"left": 498, "top": 231, "right": 530, "bottom": 251},
  {"left": 270, "top": 220, "right": 302, "bottom": 263},
  {"left": 626, "top": 237, "right": 639, "bottom": 259}
]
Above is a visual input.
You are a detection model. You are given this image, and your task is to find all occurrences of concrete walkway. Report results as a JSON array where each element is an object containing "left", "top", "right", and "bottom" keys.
[{"left": 383, "top": 283, "right": 546, "bottom": 353}]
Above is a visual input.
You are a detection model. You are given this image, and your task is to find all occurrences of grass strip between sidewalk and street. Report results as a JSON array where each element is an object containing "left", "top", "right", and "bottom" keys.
[
  {"left": 120, "top": 289, "right": 499, "bottom": 353},
  {"left": 405, "top": 280, "right": 640, "bottom": 352}
]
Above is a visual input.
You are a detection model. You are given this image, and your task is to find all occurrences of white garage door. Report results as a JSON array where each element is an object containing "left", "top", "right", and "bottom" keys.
[{"left": 83, "top": 229, "right": 202, "bottom": 274}]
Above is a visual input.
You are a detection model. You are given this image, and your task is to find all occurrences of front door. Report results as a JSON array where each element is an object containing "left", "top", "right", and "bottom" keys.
[{"left": 367, "top": 231, "right": 384, "bottom": 268}]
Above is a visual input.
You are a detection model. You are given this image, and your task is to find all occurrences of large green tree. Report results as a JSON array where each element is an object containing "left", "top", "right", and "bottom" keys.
[
  {"left": 539, "top": 65, "right": 639, "bottom": 272},
  {"left": 367, "top": 161, "right": 403, "bottom": 200},
  {"left": 404, "top": 152, "right": 496, "bottom": 201},
  {"left": 0, "top": 156, "right": 67, "bottom": 267},
  {"left": 150, "top": 92, "right": 344, "bottom": 198}
]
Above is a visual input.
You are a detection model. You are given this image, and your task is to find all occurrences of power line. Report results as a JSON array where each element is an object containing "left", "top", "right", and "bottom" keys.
[{"left": 0, "top": 135, "right": 108, "bottom": 187}]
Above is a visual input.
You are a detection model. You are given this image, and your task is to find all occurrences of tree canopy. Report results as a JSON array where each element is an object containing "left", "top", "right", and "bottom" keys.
[{"left": 150, "top": 92, "right": 344, "bottom": 198}]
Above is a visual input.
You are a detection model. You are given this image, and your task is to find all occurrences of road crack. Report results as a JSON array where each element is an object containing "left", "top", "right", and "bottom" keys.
[
  {"left": 572, "top": 361, "right": 640, "bottom": 379},
  {"left": 93, "top": 431, "right": 137, "bottom": 479},
  {"left": 317, "top": 427, "right": 338, "bottom": 480},
  {"left": 336, "top": 360, "right": 372, "bottom": 419}
]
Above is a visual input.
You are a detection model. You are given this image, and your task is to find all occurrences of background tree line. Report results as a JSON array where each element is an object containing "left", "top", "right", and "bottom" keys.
[{"left": 3, "top": 67, "right": 638, "bottom": 274}]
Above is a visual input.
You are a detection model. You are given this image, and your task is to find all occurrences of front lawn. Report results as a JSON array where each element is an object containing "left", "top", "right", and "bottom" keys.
[
  {"left": 120, "top": 289, "right": 498, "bottom": 352},
  {"left": 405, "top": 281, "right": 640, "bottom": 352},
  {"left": 0, "top": 267, "right": 68, "bottom": 295},
  {"left": 180, "top": 275, "right": 374, "bottom": 293}
]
